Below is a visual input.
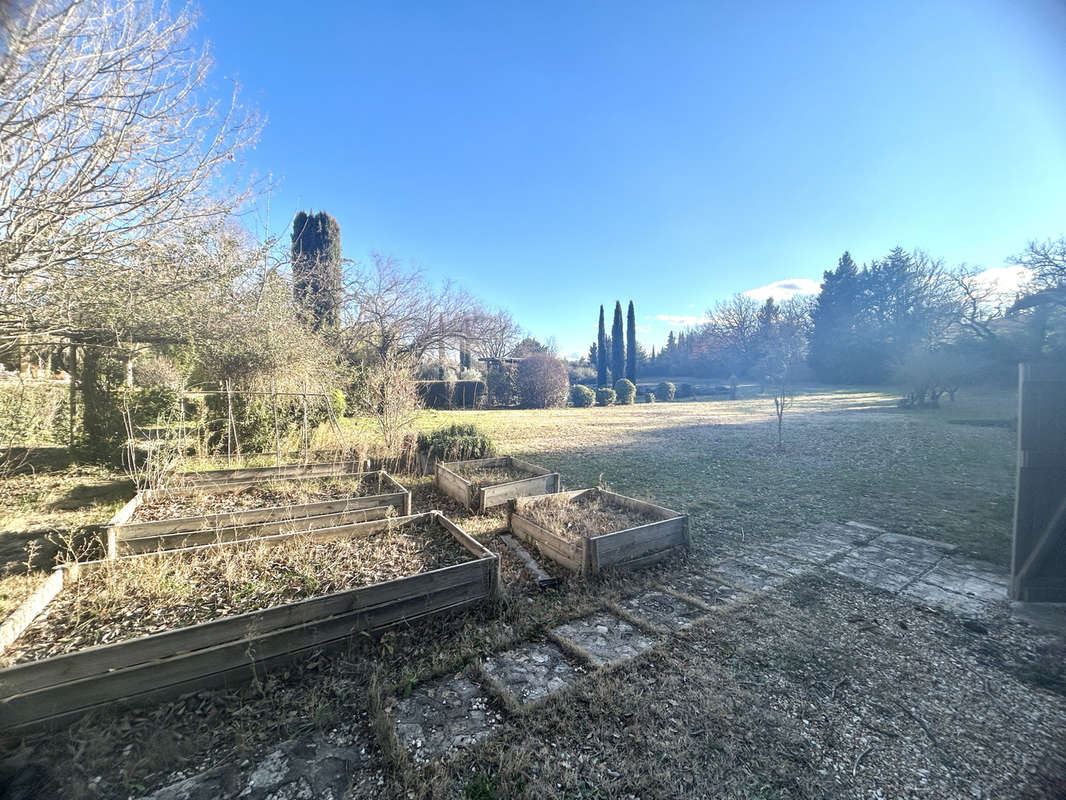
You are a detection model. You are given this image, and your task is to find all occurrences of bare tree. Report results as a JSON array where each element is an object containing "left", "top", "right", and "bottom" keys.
[
  {"left": 469, "top": 308, "right": 522, "bottom": 360},
  {"left": 341, "top": 253, "right": 479, "bottom": 364},
  {"left": 758, "top": 299, "right": 809, "bottom": 450},
  {"left": 0, "top": 0, "right": 260, "bottom": 340},
  {"left": 702, "top": 294, "right": 763, "bottom": 375},
  {"left": 1012, "top": 237, "right": 1066, "bottom": 290}
]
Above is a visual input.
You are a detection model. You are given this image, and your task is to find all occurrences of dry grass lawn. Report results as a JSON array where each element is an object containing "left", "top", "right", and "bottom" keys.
[{"left": 2, "top": 385, "right": 1061, "bottom": 800}]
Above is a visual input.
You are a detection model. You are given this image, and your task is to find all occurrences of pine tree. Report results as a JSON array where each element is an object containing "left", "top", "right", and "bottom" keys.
[
  {"left": 611, "top": 301, "right": 624, "bottom": 384},
  {"left": 625, "top": 300, "right": 637, "bottom": 381},
  {"left": 291, "top": 211, "right": 342, "bottom": 331},
  {"left": 809, "top": 251, "right": 861, "bottom": 382},
  {"left": 596, "top": 305, "right": 608, "bottom": 386}
]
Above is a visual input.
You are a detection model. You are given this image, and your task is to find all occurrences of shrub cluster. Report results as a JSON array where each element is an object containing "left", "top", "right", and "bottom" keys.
[
  {"left": 595, "top": 387, "right": 616, "bottom": 406},
  {"left": 676, "top": 383, "right": 694, "bottom": 399},
  {"left": 570, "top": 385, "right": 595, "bottom": 407},
  {"left": 485, "top": 367, "right": 519, "bottom": 407},
  {"left": 416, "top": 380, "right": 486, "bottom": 409},
  {"left": 655, "top": 381, "right": 676, "bottom": 401},
  {"left": 515, "top": 354, "right": 569, "bottom": 408},
  {"left": 614, "top": 378, "right": 636, "bottom": 404},
  {"left": 416, "top": 423, "right": 495, "bottom": 462}
]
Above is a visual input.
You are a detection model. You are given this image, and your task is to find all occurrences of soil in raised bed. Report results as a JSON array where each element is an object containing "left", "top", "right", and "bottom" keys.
[
  {"left": 520, "top": 491, "right": 659, "bottom": 542},
  {"left": 2, "top": 519, "right": 473, "bottom": 666},
  {"left": 454, "top": 463, "right": 534, "bottom": 491},
  {"left": 130, "top": 473, "right": 398, "bottom": 522}
]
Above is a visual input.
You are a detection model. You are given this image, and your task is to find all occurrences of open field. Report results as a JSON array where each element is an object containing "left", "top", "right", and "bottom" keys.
[
  {"left": 419, "top": 385, "right": 1019, "bottom": 565},
  {"left": 3, "top": 385, "right": 1062, "bottom": 800}
]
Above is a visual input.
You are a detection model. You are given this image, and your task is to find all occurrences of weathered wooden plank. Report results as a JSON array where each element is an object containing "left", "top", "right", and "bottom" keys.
[
  {"left": 510, "top": 515, "right": 583, "bottom": 571},
  {"left": 0, "top": 557, "right": 483, "bottom": 696},
  {"left": 507, "top": 457, "right": 551, "bottom": 477},
  {"left": 500, "top": 534, "right": 557, "bottom": 587},
  {"left": 594, "top": 517, "right": 688, "bottom": 560},
  {"left": 0, "top": 568, "right": 68, "bottom": 653},
  {"left": 435, "top": 464, "right": 474, "bottom": 508},
  {"left": 113, "top": 492, "right": 407, "bottom": 541},
  {"left": 1, "top": 577, "right": 490, "bottom": 729},
  {"left": 593, "top": 518, "right": 689, "bottom": 571},
  {"left": 117, "top": 505, "right": 395, "bottom": 554},
  {"left": 598, "top": 489, "right": 679, "bottom": 521},
  {"left": 7, "top": 591, "right": 487, "bottom": 734},
  {"left": 479, "top": 473, "right": 560, "bottom": 510},
  {"left": 85, "top": 514, "right": 440, "bottom": 578},
  {"left": 179, "top": 461, "right": 364, "bottom": 486}
]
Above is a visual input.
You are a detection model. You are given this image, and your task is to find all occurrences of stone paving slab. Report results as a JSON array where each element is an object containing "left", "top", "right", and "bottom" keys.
[
  {"left": 829, "top": 545, "right": 935, "bottom": 592},
  {"left": 665, "top": 573, "right": 746, "bottom": 606},
  {"left": 481, "top": 641, "right": 583, "bottom": 705},
  {"left": 738, "top": 548, "right": 812, "bottom": 577},
  {"left": 141, "top": 728, "right": 369, "bottom": 800},
  {"left": 393, "top": 675, "right": 502, "bottom": 764},
  {"left": 902, "top": 581, "right": 991, "bottom": 617},
  {"left": 620, "top": 590, "right": 705, "bottom": 631},
  {"left": 551, "top": 612, "right": 655, "bottom": 666},
  {"left": 770, "top": 522, "right": 870, "bottom": 564},
  {"left": 709, "top": 558, "right": 789, "bottom": 592},
  {"left": 921, "top": 557, "right": 1008, "bottom": 596}
]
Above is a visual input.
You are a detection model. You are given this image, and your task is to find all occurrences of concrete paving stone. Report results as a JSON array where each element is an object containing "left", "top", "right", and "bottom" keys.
[
  {"left": 902, "top": 581, "right": 991, "bottom": 617},
  {"left": 737, "top": 548, "right": 814, "bottom": 577},
  {"left": 620, "top": 590, "right": 706, "bottom": 631},
  {"left": 829, "top": 548, "right": 923, "bottom": 593},
  {"left": 665, "top": 574, "right": 746, "bottom": 606},
  {"left": 709, "top": 558, "right": 789, "bottom": 592},
  {"left": 770, "top": 528, "right": 862, "bottom": 564},
  {"left": 393, "top": 675, "right": 502, "bottom": 764},
  {"left": 869, "top": 533, "right": 956, "bottom": 562},
  {"left": 481, "top": 641, "right": 583, "bottom": 705},
  {"left": 141, "top": 728, "right": 369, "bottom": 800},
  {"left": 551, "top": 612, "right": 656, "bottom": 666},
  {"left": 922, "top": 557, "right": 1008, "bottom": 595}
]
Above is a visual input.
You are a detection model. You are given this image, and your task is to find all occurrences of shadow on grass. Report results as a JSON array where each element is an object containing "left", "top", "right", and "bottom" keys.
[{"left": 490, "top": 407, "right": 1016, "bottom": 567}]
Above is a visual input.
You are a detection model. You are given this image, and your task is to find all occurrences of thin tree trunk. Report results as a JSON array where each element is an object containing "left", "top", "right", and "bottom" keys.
[{"left": 67, "top": 344, "right": 77, "bottom": 449}]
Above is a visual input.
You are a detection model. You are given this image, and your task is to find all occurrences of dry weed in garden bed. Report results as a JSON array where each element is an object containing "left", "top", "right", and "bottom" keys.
[
  {"left": 3, "top": 519, "right": 473, "bottom": 666},
  {"left": 521, "top": 490, "right": 658, "bottom": 542},
  {"left": 131, "top": 474, "right": 394, "bottom": 522},
  {"left": 454, "top": 463, "right": 532, "bottom": 490}
]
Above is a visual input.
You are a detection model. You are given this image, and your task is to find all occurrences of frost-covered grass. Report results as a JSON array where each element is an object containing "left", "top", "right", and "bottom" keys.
[{"left": 420, "top": 384, "right": 1017, "bottom": 565}]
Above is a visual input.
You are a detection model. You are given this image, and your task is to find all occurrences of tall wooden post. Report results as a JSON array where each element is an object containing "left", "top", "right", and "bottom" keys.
[{"left": 1011, "top": 362, "right": 1066, "bottom": 602}]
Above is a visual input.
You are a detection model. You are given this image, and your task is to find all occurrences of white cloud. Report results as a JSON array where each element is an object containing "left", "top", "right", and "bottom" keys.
[
  {"left": 742, "top": 278, "right": 822, "bottom": 302},
  {"left": 655, "top": 313, "right": 705, "bottom": 327},
  {"left": 969, "top": 265, "right": 1033, "bottom": 301}
]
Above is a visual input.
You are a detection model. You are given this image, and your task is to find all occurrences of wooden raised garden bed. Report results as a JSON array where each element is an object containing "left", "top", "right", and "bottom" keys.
[
  {"left": 435, "top": 456, "right": 561, "bottom": 512},
  {"left": 0, "top": 512, "right": 498, "bottom": 732},
  {"left": 174, "top": 460, "right": 369, "bottom": 489},
  {"left": 508, "top": 488, "right": 689, "bottom": 575},
  {"left": 106, "top": 470, "right": 411, "bottom": 557}
]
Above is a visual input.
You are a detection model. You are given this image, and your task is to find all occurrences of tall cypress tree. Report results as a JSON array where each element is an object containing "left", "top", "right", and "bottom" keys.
[
  {"left": 596, "top": 305, "right": 608, "bottom": 386},
  {"left": 611, "top": 301, "right": 624, "bottom": 384},
  {"left": 291, "top": 211, "right": 342, "bottom": 331},
  {"left": 625, "top": 300, "right": 637, "bottom": 381}
]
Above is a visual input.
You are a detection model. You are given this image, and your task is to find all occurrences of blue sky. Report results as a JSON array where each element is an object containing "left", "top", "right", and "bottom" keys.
[{"left": 199, "top": 1, "right": 1066, "bottom": 357}]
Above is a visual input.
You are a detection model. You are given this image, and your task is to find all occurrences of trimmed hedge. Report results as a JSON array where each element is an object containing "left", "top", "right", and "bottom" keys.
[
  {"left": 416, "top": 380, "right": 486, "bottom": 409},
  {"left": 614, "top": 378, "right": 636, "bottom": 405},
  {"left": 570, "top": 385, "right": 595, "bottom": 407},
  {"left": 655, "top": 381, "right": 676, "bottom": 401},
  {"left": 676, "top": 383, "right": 694, "bottom": 399},
  {"left": 595, "top": 387, "right": 616, "bottom": 406}
]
